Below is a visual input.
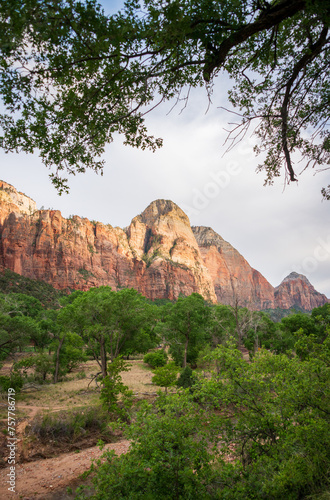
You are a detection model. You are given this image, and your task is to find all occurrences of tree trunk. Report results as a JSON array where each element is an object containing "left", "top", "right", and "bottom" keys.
[
  {"left": 183, "top": 336, "right": 189, "bottom": 368},
  {"left": 54, "top": 336, "right": 65, "bottom": 384},
  {"left": 100, "top": 337, "right": 107, "bottom": 378}
]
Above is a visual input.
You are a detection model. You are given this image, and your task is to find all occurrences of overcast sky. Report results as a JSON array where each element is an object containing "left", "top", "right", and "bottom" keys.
[{"left": 0, "top": 0, "right": 329, "bottom": 298}]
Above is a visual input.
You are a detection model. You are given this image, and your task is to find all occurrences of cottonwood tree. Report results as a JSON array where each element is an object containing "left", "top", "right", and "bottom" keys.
[
  {"left": 0, "top": 0, "right": 328, "bottom": 195},
  {"left": 195, "top": 340, "right": 330, "bottom": 499},
  {"left": 164, "top": 293, "right": 212, "bottom": 368},
  {"left": 77, "top": 339, "right": 330, "bottom": 499},
  {"left": 64, "top": 286, "right": 155, "bottom": 378},
  {"left": 0, "top": 293, "right": 42, "bottom": 359},
  {"left": 213, "top": 302, "right": 270, "bottom": 350}
]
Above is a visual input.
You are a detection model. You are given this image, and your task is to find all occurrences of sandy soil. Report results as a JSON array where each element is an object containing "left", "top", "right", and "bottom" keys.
[
  {"left": 0, "top": 344, "right": 250, "bottom": 499},
  {"left": 0, "top": 358, "right": 156, "bottom": 499},
  {"left": 1, "top": 401, "right": 131, "bottom": 499},
  {"left": 0, "top": 438, "right": 130, "bottom": 499}
]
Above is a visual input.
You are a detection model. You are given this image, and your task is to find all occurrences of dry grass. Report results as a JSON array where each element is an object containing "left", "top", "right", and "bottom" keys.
[
  {"left": 1, "top": 358, "right": 159, "bottom": 410},
  {"left": 121, "top": 360, "right": 156, "bottom": 394}
]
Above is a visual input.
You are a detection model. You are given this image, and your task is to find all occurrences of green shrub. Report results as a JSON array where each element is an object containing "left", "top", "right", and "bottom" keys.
[
  {"left": 100, "top": 357, "right": 133, "bottom": 422},
  {"left": 14, "top": 354, "right": 53, "bottom": 382},
  {"left": 76, "top": 393, "right": 214, "bottom": 500},
  {"left": 143, "top": 350, "right": 168, "bottom": 368},
  {"left": 0, "top": 373, "right": 23, "bottom": 393},
  {"left": 152, "top": 361, "right": 178, "bottom": 393},
  {"left": 177, "top": 366, "right": 197, "bottom": 390}
]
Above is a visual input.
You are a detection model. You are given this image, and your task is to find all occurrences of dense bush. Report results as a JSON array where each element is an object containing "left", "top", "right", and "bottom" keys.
[
  {"left": 76, "top": 393, "right": 215, "bottom": 500},
  {"left": 14, "top": 354, "right": 53, "bottom": 382},
  {"left": 177, "top": 366, "right": 196, "bottom": 390},
  {"left": 77, "top": 337, "right": 330, "bottom": 500},
  {"left": 143, "top": 350, "right": 168, "bottom": 368},
  {"left": 152, "top": 361, "right": 178, "bottom": 393},
  {"left": 0, "top": 373, "right": 23, "bottom": 393}
]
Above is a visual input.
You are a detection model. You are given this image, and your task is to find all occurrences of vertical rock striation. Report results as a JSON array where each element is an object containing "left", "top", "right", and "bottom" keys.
[
  {"left": 0, "top": 181, "right": 328, "bottom": 310},
  {"left": 127, "top": 200, "right": 217, "bottom": 302},
  {"left": 274, "top": 272, "right": 329, "bottom": 310},
  {"left": 192, "top": 226, "right": 275, "bottom": 310}
]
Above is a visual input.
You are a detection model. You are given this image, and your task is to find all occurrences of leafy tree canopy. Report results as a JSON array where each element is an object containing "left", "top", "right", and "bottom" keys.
[
  {"left": 62, "top": 286, "right": 156, "bottom": 376},
  {"left": 164, "top": 293, "right": 212, "bottom": 367},
  {"left": 195, "top": 340, "right": 330, "bottom": 499},
  {"left": 0, "top": 0, "right": 329, "bottom": 195}
]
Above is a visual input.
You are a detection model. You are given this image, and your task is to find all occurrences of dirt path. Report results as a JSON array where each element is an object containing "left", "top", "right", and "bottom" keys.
[
  {"left": 1, "top": 403, "right": 131, "bottom": 498},
  {"left": 0, "top": 439, "right": 131, "bottom": 499}
]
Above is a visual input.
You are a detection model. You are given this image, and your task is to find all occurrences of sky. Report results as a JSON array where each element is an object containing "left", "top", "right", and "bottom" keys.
[{"left": 0, "top": 0, "right": 329, "bottom": 298}]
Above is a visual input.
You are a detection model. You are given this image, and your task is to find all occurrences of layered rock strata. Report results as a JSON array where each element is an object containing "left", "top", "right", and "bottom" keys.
[
  {"left": 0, "top": 184, "right": 216, "bottom": 302},
  {"left": 0, "top": 181, "right": 328, "bottom": 310},
  {"left": 192, "top": 226, "right": 275, "bottom": 310},
  {"left": 275, "top": 272, "right": 328, "bottom": 311}
]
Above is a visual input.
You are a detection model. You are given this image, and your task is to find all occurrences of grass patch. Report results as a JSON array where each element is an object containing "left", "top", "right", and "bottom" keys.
[{"left": 28, "top": 406, "right": 113, "bottom": 444}]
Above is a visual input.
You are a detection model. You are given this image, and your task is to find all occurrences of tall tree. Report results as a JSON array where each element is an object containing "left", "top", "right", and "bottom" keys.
[
  {"left": 164, "top": 293, "right": 212, "bottom": 367},
  {"left": 0, "top": 0, "right": 328, "bottom": 195},
  {"left": 64, "top": 286, "right": 155, "bottom": 377}
]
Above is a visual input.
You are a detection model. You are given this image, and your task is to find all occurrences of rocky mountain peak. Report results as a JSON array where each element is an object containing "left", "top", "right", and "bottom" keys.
[
  {"left": 275, "top": 271, "right": 327, "bottom": 310},
  {"left": 193, "top": 226, "right": 275, "bottom": 309},
  {"left": 0, "top": 181, "right": 328, "bottom": 311},
  {"left": 281, "top": 272, "right": 310, "bottom": 284},
  {"left": 138, "top": 199, "right": 190, "bottom": 226},
  {"left": 0, "top": 180, "right": 37, "bottom": 223},
  {"left": 192, "top": 226, "right": 225, "bottom": 247}
]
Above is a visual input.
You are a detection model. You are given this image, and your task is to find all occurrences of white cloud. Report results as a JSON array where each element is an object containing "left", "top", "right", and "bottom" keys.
[{"left": 0, "top": 2, "right": 329, "bottom": 299}]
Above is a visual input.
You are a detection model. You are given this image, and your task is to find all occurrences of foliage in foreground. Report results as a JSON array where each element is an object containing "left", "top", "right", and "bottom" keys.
[
  {"left": 0, "top": 1, "right": 328, "bottom": 196},
  {"left": 197, "top": 339, "right": 330, "bottom": 499},
  {"left": 77, "top": 392, "right": 217, "bottom": 500},
  {"left": 77, "top": 337, "right": 329, "bottom": 499},
  {"left": 100, "top": 357, "right": 133, "bottom": 422}
]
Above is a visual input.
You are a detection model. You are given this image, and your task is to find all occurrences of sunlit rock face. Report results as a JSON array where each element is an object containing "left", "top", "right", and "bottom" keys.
[
  {"left": 0, "top": 181, "right": 37, "bottom": 224},
  {"left": 0, "top": 183, "right": 327, "bottom": 310},
  {"left": 0, "top": 192, "right": 215, "bottom": 302},
  {"left": 192, "top": 226, "right": 275, "bottom": 310},
  {"left": 126, "top": 200, "right": 217, "bottom": 302},
  {"left": 274, "top": 272, "right": 328, "bottom": 311}
]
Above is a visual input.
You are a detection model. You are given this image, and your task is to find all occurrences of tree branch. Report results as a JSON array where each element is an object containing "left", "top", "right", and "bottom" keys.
[
  {"left": 280, "top": 25, "right": 329, "bottom": 181},
  {"left": 203, "top": 0, "right": 306, "bottom": 81}
]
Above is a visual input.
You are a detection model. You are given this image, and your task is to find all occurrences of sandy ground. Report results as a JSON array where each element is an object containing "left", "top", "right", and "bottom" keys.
[
  {"left": 0, "top": 438, "right": 130, "bottom": 499},
  {"left": 0, "top": 359, "right": 155, "bottom": 499}
]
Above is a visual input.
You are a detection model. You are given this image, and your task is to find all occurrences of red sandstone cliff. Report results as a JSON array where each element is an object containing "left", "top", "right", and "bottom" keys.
[
  {"left": 192, "top": 226, "right": 275, "bottom": 310},
  {"left": 0, "top": 183, "right": 215, "bottom": 303},
  {"left": 0, "top": 181, "right": 328, "bottom": 311},
  {"left": 274, "top": 272, "right": 328, "bottom": 311}
]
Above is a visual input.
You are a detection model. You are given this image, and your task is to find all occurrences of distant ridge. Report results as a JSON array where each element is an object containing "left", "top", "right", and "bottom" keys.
[
  {"left": 0, "top": 181, "right": 328, "bottom": 311},
  {"left": 275, "top": 272, "right": 328, "bottom": 311}
]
